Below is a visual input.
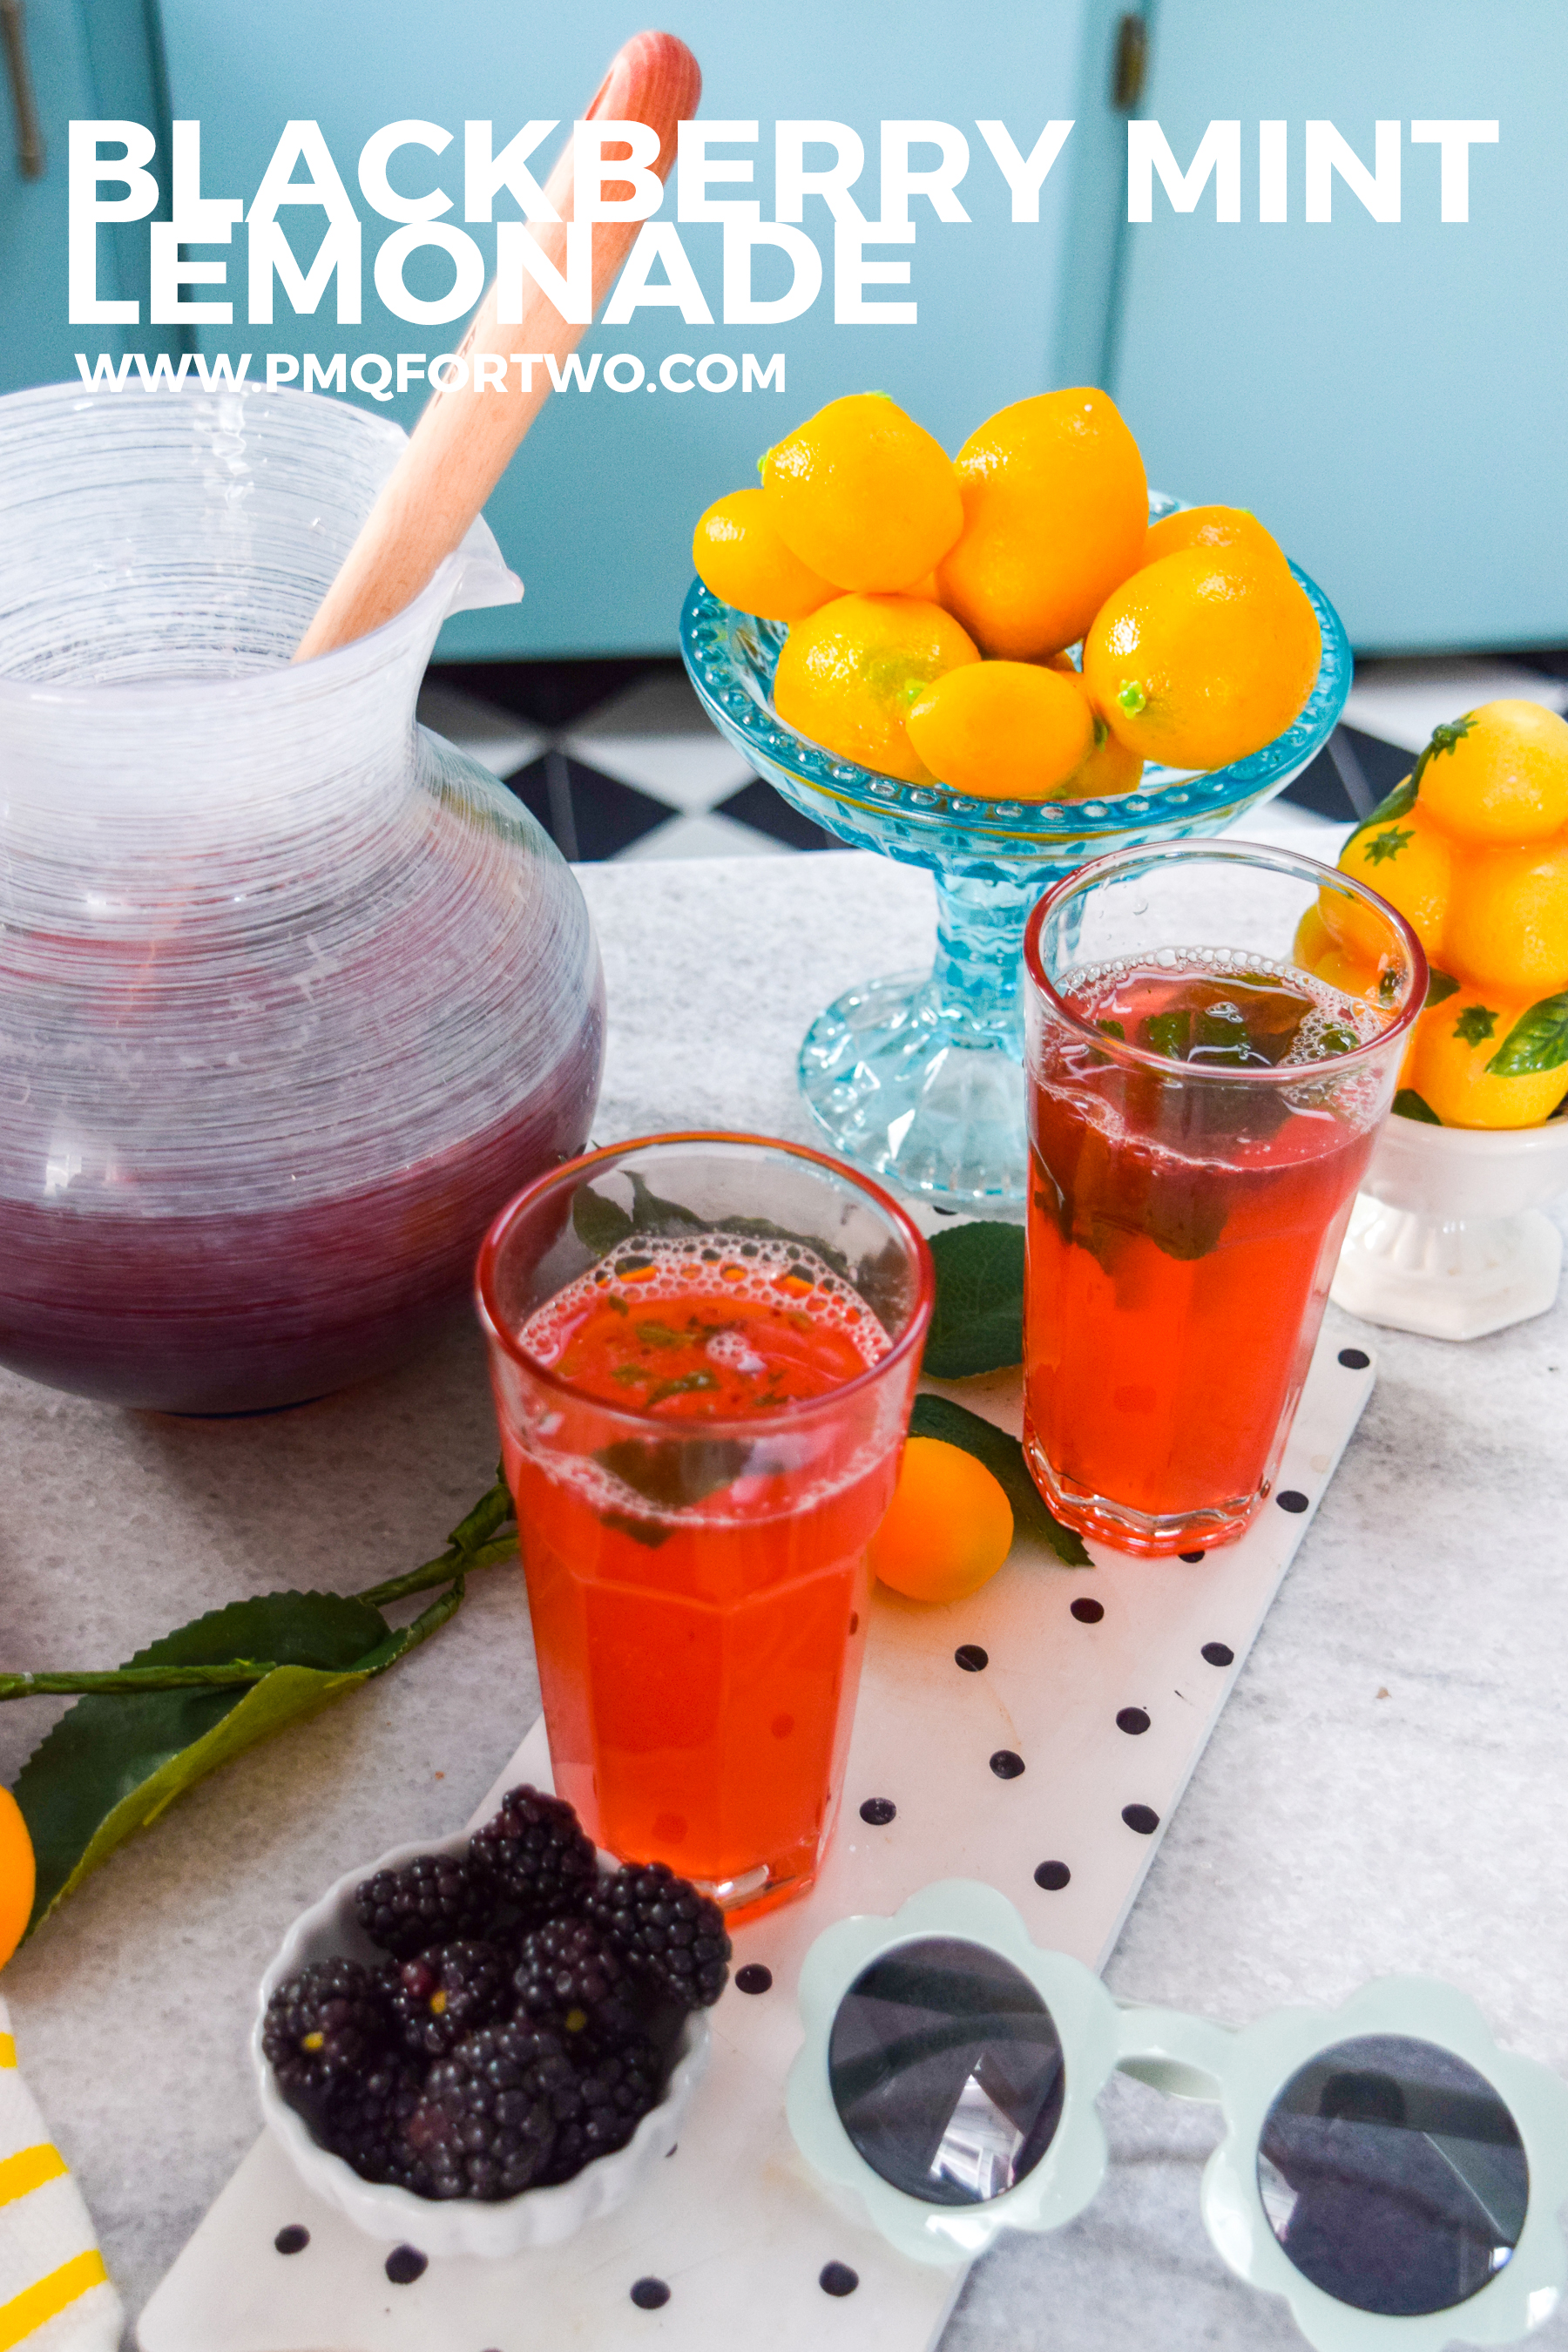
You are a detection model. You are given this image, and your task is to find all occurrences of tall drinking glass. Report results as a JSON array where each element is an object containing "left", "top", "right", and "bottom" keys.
[
  {"left": 1022, "top": 844, "right": 1425, "bottom": 1557},
  {"left": 478, "top": 1133, "right": 933, "bottom": 1922}
]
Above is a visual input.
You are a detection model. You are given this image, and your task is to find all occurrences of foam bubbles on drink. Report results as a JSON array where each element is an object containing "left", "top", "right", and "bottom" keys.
[
  {"left": 520, "top": 1233, "right": 891, "bottom": 1372},
  {"left": 1062, "top": 947, "right": 1390, "bottom": 1065}
]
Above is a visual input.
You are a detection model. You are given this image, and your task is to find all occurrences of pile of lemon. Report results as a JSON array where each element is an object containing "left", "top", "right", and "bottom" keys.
[
  {"left": 1300, "top": 699, "right": 1568, "bottom": 1128},
  {"left": 693, "top": 389, "right": 1321, "bottom": 802}
]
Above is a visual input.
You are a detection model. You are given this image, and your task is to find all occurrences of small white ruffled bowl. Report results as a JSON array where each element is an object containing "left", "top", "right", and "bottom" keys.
[
  {"left": 1331, "top": 1110, "right": 1568, "bottom": 1341},
  {"left": 253, "top": 1831, "right": 712, "bottom": 2259}
]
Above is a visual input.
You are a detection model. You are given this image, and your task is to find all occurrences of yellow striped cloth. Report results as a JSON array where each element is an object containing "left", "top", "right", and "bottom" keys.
[{"left": 0, "top": 1998, "right": 120, "bottom": 2351}]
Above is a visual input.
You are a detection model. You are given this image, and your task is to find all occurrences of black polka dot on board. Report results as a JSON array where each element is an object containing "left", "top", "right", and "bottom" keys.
[
  {"left": 990, "top": 1750, "right": 1025, "bottom": 1780},
  {"left": 1070, "top": 1597, "right": 1104, "bottom": 1623},
  {"left": 735, "top": 1963, "right": 773, "bottom": 1994},
  {"left": 860, "top": 1797, "right": 896, "bottom": 1825},
  {"left": 1122, "top": 1803, "right": 1159, "bottom": 1835},
  {"left": 384, "top": 2245, "right": 427, "bottom": 2285},
  {"left": 955, "top": 1643, "right": 989, "bottom": 1672},
  {"left": 1116, "top": 1707, "right": 1151, "bottom": 1736},
  {"left": 820, "top": 2261, "right": 860, "bottom": 2297},
  {"left": 1338, "top": 1347, "right": 1370, "bottom": 1370},
  {"left": 1202, "top": 1641, "right": 1235, "bottom": 1667},
  {"left": 631, "top": 2278, "right": 672, "bottom": 2310},
  {"left": 1034, "top": 1861, "right": 1071, "bottom": 1890},
  {"left": 1277, "top": 1490, "right": 1309, "bottom": 1513},
  {"left": 1179, "top": 1550, "right": 1206, "bottom": 1564},
  {"left": 274, "top": 2226, "right": 309, "bottom": 2255}
]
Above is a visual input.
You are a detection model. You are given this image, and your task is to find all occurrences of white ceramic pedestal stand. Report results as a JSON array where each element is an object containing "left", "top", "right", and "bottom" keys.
[
  {"left": 138, "top": 1336, "right": 1375, "bottom": 2352},
  {"left": 1331, "top": 1114, "right": 1568, "bottom": 1341}
]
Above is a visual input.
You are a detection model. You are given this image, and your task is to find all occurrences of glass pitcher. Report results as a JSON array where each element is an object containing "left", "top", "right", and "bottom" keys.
[{"left": 0, "top": 382, "right": 605, "bottom": 1414}]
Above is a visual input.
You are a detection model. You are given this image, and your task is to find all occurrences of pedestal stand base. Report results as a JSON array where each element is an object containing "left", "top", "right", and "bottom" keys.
[
  {"left": 1331, "top": 1193, "right": 1563, "bottom": 1341},
  {"left": 798, "top": 970, "right": 1028, "bottom": 1213}
]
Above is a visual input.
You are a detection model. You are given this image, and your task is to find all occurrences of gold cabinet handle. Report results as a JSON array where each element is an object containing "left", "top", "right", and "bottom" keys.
[{"left": 1, "top": 0, "right": 44, "bottom": 180}]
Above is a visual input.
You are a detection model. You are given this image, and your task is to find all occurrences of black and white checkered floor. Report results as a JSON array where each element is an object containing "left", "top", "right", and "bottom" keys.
[{"left": 419, "top": 649, "right": 1568, "bottom": 862}]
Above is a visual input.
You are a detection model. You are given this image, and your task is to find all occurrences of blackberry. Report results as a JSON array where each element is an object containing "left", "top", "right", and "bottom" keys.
[
  {"left": 262, "top": 1958, "right": 391, "bottom": 2119},
  {"left": 413, "top": 2021, "right": 577, "bottom": 2200},
  {"left": 353, "top": 1850, "right": 497, "bottom": 1960},
  {"left": 512, "top": 1917, "right": 640, "bottom": 2045},
  {"left": 321, "top": 2053, "right": 429, "bottom": 2193},
  {"left": 541, "top": 2037, "right": 665, "bottom": 2186},
  {"left": 470, "top": 1786, "right": 597, "bottom": 1930},
  {"left": 389, "top": 1940, "right": 510, "bottom": 2058},
  {"left": 585, "top": 1862, "right": 731, "bottom": 2011}
]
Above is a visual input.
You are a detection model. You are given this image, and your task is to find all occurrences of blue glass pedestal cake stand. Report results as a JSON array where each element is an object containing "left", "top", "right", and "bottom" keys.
[{"left": 679, "top": 507, "right": 1351, "bottom": 1210}]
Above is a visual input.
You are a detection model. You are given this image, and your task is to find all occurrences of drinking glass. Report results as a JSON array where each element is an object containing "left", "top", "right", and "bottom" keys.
[
  {"left": 477, "top": 1132, "right": 933, "bottom": 1921},
  {"left": 1021, "top": 843, "right": 1426, "bottom": 1556}
]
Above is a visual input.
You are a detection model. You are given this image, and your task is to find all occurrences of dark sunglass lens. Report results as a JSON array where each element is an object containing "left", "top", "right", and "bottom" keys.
[
  {"left": 1258, "top": 2032, "right": 1528, "bottom": 2316},
  {"left": 828, "top": 1936, "right": 1064, "bottom": 2207}
]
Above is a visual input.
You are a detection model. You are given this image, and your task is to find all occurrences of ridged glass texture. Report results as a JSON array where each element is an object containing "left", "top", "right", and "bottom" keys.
[
  {"left": 0, "top": 384, "right": 605, "bottom": 1412},
  {"left": 679, "top": 509, "right": 1352, "bottom": 1207}
]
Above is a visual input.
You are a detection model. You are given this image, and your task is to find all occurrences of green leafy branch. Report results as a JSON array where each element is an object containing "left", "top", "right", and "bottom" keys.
[{"left": 7, "top": 1475, "right": 517, "bottom": 1937}]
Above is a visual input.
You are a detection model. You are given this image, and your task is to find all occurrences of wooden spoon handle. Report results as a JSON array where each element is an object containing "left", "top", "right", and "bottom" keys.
[{"left": 294, "top": 30, "right": 701, "bottom": 664}]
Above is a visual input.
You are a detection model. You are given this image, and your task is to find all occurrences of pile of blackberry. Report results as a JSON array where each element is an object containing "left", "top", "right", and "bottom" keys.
[{"left": 263, "top": 1788, "right": 730, "bottom": 2201}]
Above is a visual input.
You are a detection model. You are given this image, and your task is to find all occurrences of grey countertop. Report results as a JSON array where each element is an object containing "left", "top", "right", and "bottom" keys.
[{"left": 3, "top": 843, "right": 1565, "bottom": 2350}]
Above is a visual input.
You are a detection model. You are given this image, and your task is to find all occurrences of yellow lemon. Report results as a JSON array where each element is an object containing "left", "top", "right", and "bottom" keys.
[
  {"left": 774, "top": 594, "right": 980, "bottom": 783},
  {"left": 1415, "top": 701, "right": 1568, "bottom": 846}
]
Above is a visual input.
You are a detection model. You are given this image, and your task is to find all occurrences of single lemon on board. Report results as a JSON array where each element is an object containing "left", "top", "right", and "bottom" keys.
[
  {"left": 1083, "top": 550, "right": 1321, "bottom": 772},
  {"left": 693, "top": 488, "right": 836, "bottom": 622},
  {"left": 868, "top": 1436, "right": 1015, "bottom": 1604},
  {"left": 1141, "top": 504, "right": 1288, "bottom": 571},
  {"left": 774, "top": 594, "right": 980, "bottom": 784},
  {"left": 906, "top": 659, "right": 1095, "bottom": 801},
  {"left": 760, "top": 394, "right": 963, "bottom": 593},
  {"left": 937, "top": 388, "right": 1148, "bottom": 659},
  {"left": 1441, "top": 838, "right": 1568, "bottom": 998},
  {"left": 1405, "top": 991, "right": 1568, "bottom": 1129},
  {"left": 1323, "top": 801, "right": 1453, "bottom": 965},
  {"left": 0, "top": 1788, "right": 36, "bottom": 1969},
  {"left": 1414, "top": 701, "right": 1568, "bottom": 846}
]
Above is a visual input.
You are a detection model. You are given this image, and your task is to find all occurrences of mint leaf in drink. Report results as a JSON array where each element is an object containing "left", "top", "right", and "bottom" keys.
[
  {"left": 1142, "top": 1009, "right": 1190, "bottom": 1060},
  {"left": 1487, "top": 990, "right": 1568, "bottom": 1078},
  {"left": 1394, "top": 1088, "right": 1443, "bottom": 1123},
  {"left": 922, "top": 1222, "right": 1024, "bottom": 1377},
  {"left": 596, "top": 1435, "right": 752, "bottom": 1520},
  {"left": 909, "top": 1395, "right": 1089, "bottom": 1566}
]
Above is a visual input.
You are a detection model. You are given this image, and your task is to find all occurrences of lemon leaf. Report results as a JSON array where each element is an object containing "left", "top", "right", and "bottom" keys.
[
  {"left": 1486, "top": 991, "right": 1568, "bottom": 1078},
  {"left": 1353, "top": 771, "right": 1416, "bottom": 829},
  {"left": 909, "top": 1395, "right": 1090, "bottom": 1566},
  {"left": 1424, "top": 969, "right": 1460, "bottom": 1008},
  {"left": 922, "top": 1221, "right": 1024, "bottom": 1377},
  {"left": 1393, "top": 1089, "right": 1443, "bottom": 1124}
]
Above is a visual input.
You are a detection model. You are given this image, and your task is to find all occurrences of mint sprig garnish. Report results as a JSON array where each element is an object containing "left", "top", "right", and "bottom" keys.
[{"left": 7, "top": 1474, "right": 517, "bottom": 1937}]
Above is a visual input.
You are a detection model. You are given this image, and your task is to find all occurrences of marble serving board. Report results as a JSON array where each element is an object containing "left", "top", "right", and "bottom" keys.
[{"left": 137, "top": 1335, "right": 1375, "bottom": 2352}]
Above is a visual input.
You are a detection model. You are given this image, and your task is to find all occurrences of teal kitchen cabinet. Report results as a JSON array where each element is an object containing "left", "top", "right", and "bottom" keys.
[
  {"left": 0, "top": 0, "right": 179, "bottom": 394},
  {"left": 1106, "top": 0, "right": 1568, "bottom": 652},
  {"left": 153, "top": 0, "right": 1136, "bottom": 659}
]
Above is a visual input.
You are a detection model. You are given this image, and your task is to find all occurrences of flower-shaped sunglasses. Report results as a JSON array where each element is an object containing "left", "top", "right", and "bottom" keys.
[{"left": 787, "top": 1882, "right": 1568, "bottom": 2352}]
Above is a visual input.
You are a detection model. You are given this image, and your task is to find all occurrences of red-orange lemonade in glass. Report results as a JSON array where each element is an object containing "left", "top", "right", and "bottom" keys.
[
  {"left": 1023, "top": 846, "right": 1424, "bottom": 1557},
  {"left": 479, "top": 1137, "right": 932, "bottom": 1922}
]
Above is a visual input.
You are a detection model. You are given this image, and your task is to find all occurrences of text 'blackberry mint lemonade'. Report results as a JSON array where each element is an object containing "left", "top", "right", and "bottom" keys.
[
  {"left": 478, "top": 1136, "right": 933, "bottom": 1925},
  {"left": 1022, "top": 843, "right": 1426, "bottom": 1558}
]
